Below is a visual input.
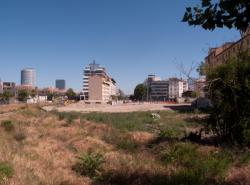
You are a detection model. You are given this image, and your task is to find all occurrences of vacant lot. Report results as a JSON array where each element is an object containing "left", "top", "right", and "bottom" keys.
[
  {"left": 43, "top": 102, "right": 190, "bottom": 113},
  {"left": 0, "top": 105, "right": 249, "bottom": 185}
]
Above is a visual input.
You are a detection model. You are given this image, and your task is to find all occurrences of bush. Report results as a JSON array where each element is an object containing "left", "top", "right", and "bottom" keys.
[
  {"left": 54, "top": 111, "right": 80, "bottom": 122},
  {"left": 158, "top": 127, "right": 183, "bottom": 139},
  {"left": 13, "top": 131, "right": 26, "bottom": 141},
  {"left": 1, "top": 120, "right": 14, "bottom": 132},
  {"left": 17, "top": 89, "right": 29, "bottom": 102},
  {"left": 0, "top": 162, "right": 13, "bottom": 182},
  {"left": 236, "top": 150, "right": 250, "bottom": 166},
  {"left": 72, "top": 152, "right": 104, "bottom": 179},
  {"left": 102, "top": 130, "right": 138, "bottom": 152},
  {"left": 116, "top": 139, "right": 138, "bottom": 152},
  {"left": 206, "top": 51, "right": 250, "bottom": 145},
  {"left": 160, "top": 143, "right": 232, "bottom": 183},
  {"left": 161, "top": 143, "right": 198, "bottom": 166}
]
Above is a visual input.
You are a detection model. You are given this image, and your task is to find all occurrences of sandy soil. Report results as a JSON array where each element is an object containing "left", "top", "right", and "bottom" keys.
[{"left": 43, "top": 102, "right": 190, "bottom": 113}]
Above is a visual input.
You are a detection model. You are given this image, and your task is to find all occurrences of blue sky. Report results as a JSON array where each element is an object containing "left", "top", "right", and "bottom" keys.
[{"left": 0, "top": 0, "right": 239, "bottom": 94}]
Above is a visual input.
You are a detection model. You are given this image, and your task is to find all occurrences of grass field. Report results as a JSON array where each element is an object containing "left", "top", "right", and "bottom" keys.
[{"left": 0, "top": 105, "right": 249, "bottom": 185}]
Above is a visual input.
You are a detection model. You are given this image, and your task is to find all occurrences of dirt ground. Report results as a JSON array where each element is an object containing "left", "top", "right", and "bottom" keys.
[{"left": 43, "top": 102, "right": 191, "bottom": 113}]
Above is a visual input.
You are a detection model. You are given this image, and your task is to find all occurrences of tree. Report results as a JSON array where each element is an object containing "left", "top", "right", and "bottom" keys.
[
  {"left": 196, "top": 62, "right": 206, "bottom": 76},
  {"left": 2, "top": 91, "right": 12, "bottom": 101},
  {"left": 183, "top": 0, "right": 250, "bottom": 31},
  {"left": 66, "top": 88, "right": 76, "bottom": 100},
  {"left": 30, "top": 89, "right": 37, "bottom": 98},
  {"left": 183, "top": 0, "right": 250, "bottom": 145},
  {"left": 134, "top": 84, "right": 146, "bottom": 101},
  {"left": 18, "top": 89, "right": 29, "bottom": 102},
  {"left": 47, "top": 93, "right": 55, "bottom": 101}
]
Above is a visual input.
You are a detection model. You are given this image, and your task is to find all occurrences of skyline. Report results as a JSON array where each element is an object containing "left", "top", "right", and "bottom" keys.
[{"left": 0, "top": 0, "right": 240, "bottom": 94}]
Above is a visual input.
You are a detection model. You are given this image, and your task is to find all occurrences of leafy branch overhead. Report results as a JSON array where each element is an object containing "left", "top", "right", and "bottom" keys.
[{"left": 182, "top": 0, "right": 250, "bottom": 31}]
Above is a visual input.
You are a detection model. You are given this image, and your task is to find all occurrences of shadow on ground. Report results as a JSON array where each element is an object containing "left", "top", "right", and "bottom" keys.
[
  {"left": 163, "top": 105, "right": 194, "bottom": 113},
  {"left": 91, "top": 170, "right": 229, "bottom": 185}
]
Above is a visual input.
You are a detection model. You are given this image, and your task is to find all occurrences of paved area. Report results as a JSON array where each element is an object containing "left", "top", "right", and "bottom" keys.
[{"left": 43, "top": 102, "right": 191, "bottom": 113}]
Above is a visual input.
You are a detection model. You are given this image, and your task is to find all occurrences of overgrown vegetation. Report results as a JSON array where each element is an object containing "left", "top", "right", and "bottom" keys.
[
  {"left": 1, "top": 120, "right": 14, "bottom": 132},
  {"left": 206, "top": 51, "right": 250, "bottom": 145},
  {"left": 160, "top": 142, "right": 232, "bottom": 184},
  {"left": 0, "top": 105, "right": 250, "bottom": 184},
  {"left": 0, "top": 162, "right": 13, "bottom": 183},
  {"left": 72, "top": 152, "right": 104, "bottom": 179}
]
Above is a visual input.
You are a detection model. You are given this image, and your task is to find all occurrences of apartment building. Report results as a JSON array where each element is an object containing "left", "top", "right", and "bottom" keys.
[
  {"left": 169, "top": 78, "right": 188, "bottom": 100},
  {"left": 88, "top": 75, "right": 112, "bottom": 101},
  {"left": 82, "top": 61, "right": 108, "bottom": 100},
  {"left": 205, "top": 28, "right": 250, "bottom": 68},
  {"left": 82, "top": 60, "right": 118, "bottom": 101},
  {"left": 110, "top": 78, "right": 119, "bottom": 97}
]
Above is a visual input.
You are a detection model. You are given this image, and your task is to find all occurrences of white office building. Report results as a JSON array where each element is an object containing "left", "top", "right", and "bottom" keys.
[{"left": 169, "top": 78, "right": 188, "bottom": 100}]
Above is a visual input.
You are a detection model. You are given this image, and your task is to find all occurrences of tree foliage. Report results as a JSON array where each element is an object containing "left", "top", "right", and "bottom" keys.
[
  {"left": 30, "top": 89, "right": 37, "bottom": 98},
  {"left": 18, "top": 89, "right": 29, "bottom": 102},
  {"left": 183, "top": 0, "right": 250, "bottom": 31},
  {"left": 66, "top": 88, "right": 76, "bottom": 100},
  {"left": 1, "top": 91, "right": 12, "bottom": 102},
  {"left": 197, "top": 62, "right": 206, "bottom": 76},
  {"left": 134, "top": 84, "right": 146, "bottom": 101},
  {"left": 206, "top": 51, "right": 250, "bottom": 144}
]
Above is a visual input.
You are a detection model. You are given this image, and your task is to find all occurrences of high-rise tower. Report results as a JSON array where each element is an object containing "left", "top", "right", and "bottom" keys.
[{"left": 21, "top": 68, "right": 36, "bottom": 87}]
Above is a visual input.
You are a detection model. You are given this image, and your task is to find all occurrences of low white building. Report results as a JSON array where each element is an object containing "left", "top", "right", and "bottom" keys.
[{"left": 27, "top": 95, "right": 47, "bottom": 104}]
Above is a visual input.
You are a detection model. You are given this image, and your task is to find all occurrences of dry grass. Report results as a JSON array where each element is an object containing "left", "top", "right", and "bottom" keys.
[{"left": 0, "top": 105, "right": 249, "bottom": 185}]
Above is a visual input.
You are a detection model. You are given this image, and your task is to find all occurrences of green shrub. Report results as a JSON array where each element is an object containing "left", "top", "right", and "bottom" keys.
[
  {"left": 158, "top": 127, "right": 183, "bottom": 139},
  {"left": 58, "top": 112, "right": 66, "bottom": 121},
  {"left": 206, "top": 51, "right": 250, "bottom": 145},
  {"left": 161, "top": 143, "right": 232, "bottom": 183},
  {"left": 1, "top": 120, "right": 14, "bottom": 132},
  {"left": 237, "top": 150, "right": 250, "bottom": 166},
  {"left": 161, "top": 143, "right": 198, "bottom": 166},
  {"left": 116, "top": 139, "right": 138, "bottom": 152},
  {"left": 13, "top": 131, "right": 26, "bottom": 141},
  {"left": 0, "top": 162, "right": 13, "bottom": 182},
  {"left": 72, "top": 152, "right": 104, "bottom": 179},
  {"left": 55, "top": 112, "right": 80, "bottom": 123},
  {"left": 102, "top": 130, "right": 138, "bottom": 152}
]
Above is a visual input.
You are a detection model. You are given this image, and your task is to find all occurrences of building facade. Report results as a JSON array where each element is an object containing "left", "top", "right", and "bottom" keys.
[
  {"left": 82, "top": 61, "right": 108, "bottom": 100},
  {"left": 145, "top": 75, "right": 188, "bottom": 101},
  {"left": 55, "top": 79, "right": 66, "bottom": 90},
  {"left": 21, "top": 68, "right": 36, "bottom": 87},
  {"left": 0, "top": 80, "right": 3, "bottom": 94},
  {"left": 205, "top": 28, "right": 250, "bottom": 68},
  {"left": 82, "top": 60, "right": 118, "bottom": 101},
  {"left": 168, "top": 78, "right": 188, "bottom": 100},
  {"left": 2, "top": 82, "right": 16, "bottom": 96},
  {"left": 145, "top": 75, "right": 169, "bottom": 101},
  {"left": 88, "top": 75, "right": 111, "bottom": 101}
]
